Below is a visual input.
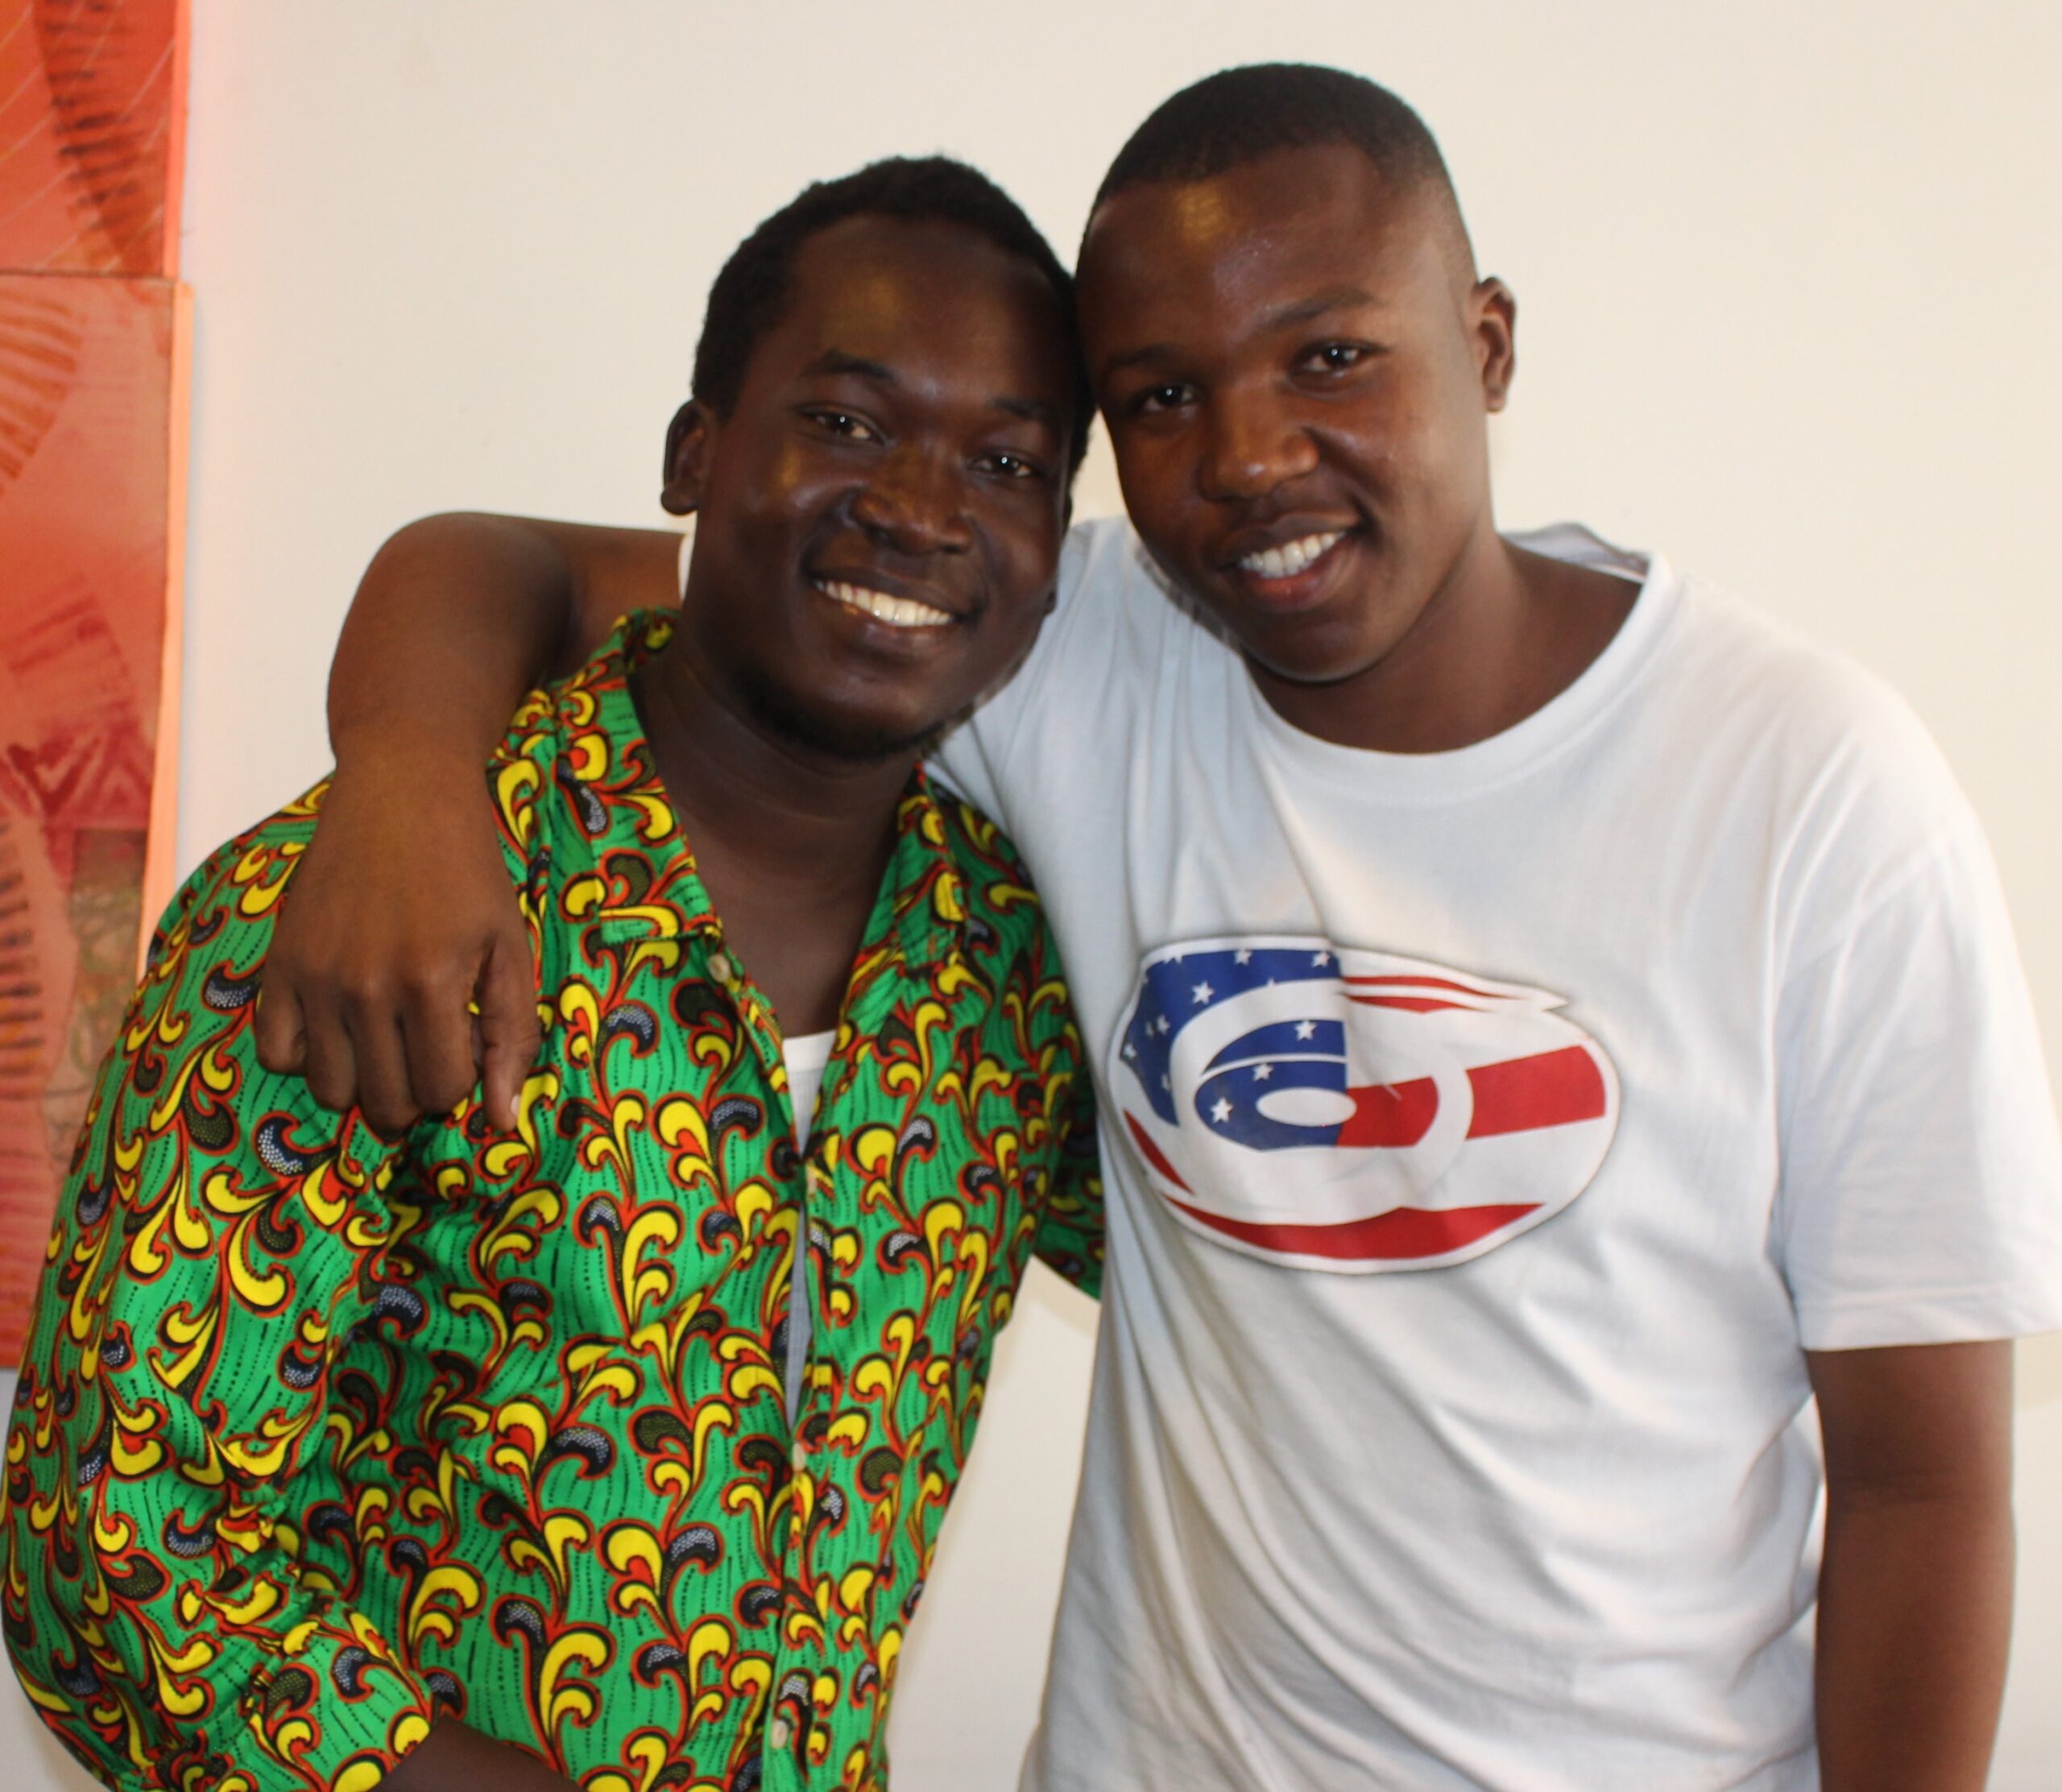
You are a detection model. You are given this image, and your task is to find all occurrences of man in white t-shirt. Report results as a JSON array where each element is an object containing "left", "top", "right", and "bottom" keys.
[{"left": 270, "top": 63, "right": 2062, "bottom": 1792}]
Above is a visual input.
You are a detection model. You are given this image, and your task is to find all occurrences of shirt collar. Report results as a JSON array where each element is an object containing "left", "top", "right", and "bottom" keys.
[{"left": 529, "top": 610, "right": 968, "bottom": 972}]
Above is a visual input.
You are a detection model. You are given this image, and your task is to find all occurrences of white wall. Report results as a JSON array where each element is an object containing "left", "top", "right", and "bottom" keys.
[{"left": 9, "top": 2, "right": 2059, "bottom": 1785}]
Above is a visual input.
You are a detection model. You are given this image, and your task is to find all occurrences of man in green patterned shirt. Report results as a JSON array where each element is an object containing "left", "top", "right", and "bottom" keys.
[{"left": 2, "top": 159, "right": 1100, "bottom": 1792}]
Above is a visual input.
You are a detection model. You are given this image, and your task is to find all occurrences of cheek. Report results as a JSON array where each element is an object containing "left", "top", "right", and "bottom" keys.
[
  {"left": 764, "top": 445, "right": 834, "bottom": 524},
  {"left": 1397, "top": 365, "right": 1492, "bottom": 485},
  {"left": 988, "top": 508, "right": 1065, "bottom": 619},
  {"left": 715, "top": 441, "right": 833, "bottom": 540},
  {"left": 1112, "top": 432, "right": 1203, "bottom": 539}
]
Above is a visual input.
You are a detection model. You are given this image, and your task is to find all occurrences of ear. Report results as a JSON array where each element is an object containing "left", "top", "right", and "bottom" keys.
[
  {"left": 1471, "top": 276, "right": 1518, "bottom": 413},
  {"left": 661, "top": 399, "right": 714, "bottom": 515}
]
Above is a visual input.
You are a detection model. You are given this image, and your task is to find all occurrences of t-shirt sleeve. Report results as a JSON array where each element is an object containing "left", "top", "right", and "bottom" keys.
[{"left": 1774, "top": 812, "right": 2062, "bottom": 1350}]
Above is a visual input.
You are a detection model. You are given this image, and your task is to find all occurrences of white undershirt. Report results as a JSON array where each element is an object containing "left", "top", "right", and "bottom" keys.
[{"left": 780, "top": 1029, "right": 835, "bottom": 1423}]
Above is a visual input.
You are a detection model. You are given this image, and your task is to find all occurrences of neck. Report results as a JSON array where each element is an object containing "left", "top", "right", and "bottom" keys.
[
  {"left": 1248, "top": 520, "right": 1634, "bottom": 754},
  {"left": 633, "top": 634, "right": 913, "bottom": 890}
]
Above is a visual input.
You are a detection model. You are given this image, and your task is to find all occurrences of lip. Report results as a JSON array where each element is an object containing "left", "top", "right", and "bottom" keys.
[
  {"left": 1216, "top": 526, "right": 1360, "bottom": 612},
  {"left": 805, "top": 565, "right": 972, "bottom": 623},
  {"left": 1215, "top": 516, "right": 1362, "bottom": 570}
]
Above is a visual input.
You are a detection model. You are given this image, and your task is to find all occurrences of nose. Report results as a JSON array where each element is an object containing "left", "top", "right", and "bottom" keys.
[
  {"left": 850, "top": 444, "right": 974, "bottom": 556},
  {"left": 1198, "top": 391, "right": 1319, "bottom": 503}
]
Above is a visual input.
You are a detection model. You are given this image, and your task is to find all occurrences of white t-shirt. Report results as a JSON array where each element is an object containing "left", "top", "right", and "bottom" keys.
[
  {"left": 780, "top": 1028, "right": 834, "bottom": 1424},
  {"left": 931, "top": 516, "right": 2062, "bottom": 1792}
]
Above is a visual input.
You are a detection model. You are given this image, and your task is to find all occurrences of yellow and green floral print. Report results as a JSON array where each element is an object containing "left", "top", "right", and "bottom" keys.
[{"left": 2, "top": 613, "right": 1100, "bottom": 1792}]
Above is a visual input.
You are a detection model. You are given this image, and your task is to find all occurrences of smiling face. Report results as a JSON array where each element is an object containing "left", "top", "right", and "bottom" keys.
[
  {"left": 667, "top": 214, "right": 1076, "bottom": 760},
  {"left": 1079, "top": 141, "right": 1514, "bottom": 698}
]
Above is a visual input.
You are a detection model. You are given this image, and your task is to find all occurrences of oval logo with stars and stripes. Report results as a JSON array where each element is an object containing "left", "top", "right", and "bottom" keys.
[{"left": 1112, "top": 937, "right": 1620, "bottom": 1272}]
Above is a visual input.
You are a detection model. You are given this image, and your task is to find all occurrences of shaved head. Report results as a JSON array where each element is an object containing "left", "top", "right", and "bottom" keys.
[{"left": 1091, "top": 63, "right": 1476, "bottom": 287}]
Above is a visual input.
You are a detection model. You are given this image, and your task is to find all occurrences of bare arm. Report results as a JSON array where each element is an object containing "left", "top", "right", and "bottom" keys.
[
  {"left": 1807, "top": 1339, "right": 2015, "bottom": 1792},
  {"left": 257, "top": 512, "right": 681, "bottom": 1132},
  {"left": 328, "top": 512, "right": 681, "bottom": 753}
]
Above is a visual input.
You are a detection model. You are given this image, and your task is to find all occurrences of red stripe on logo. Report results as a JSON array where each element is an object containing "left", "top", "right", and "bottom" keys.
[
  {"left": 1165, "top": 1195, "right": 1542, "bottom": 1261},
  {"left": 1337, "top": 1074, "right": 1438, "bottom": 1147},
  {"left": 1340, "top": 973, "right": 1509, "bottom": 998},
  {"left": 1465, "top": 1045, "right": 1607, "bottom": 1138},
  {"left": 1124, "top": 1109, "right": 1192, "bottom": 1191}
]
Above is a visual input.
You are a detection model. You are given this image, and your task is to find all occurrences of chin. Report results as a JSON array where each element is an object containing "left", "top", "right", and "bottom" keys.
[
  {"left": 739, "top": 665, "right": 942, "bottom": 764},
  {"left": 1234, "top": 616, "right": 1387, "bottom": 689}
]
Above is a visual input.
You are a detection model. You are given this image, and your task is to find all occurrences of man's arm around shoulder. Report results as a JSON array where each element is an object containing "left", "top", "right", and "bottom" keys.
[{"left": 260, "top": 513, "right": 681, "bottom": 1138}]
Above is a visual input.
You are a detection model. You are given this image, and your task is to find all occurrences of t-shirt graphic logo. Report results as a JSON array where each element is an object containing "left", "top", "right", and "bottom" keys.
[{"left": 1112, "top": 937, "right": 1621, "bottom": 1272}]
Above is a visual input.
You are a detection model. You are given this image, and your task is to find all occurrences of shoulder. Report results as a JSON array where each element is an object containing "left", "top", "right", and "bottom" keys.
[
  {"left": 1516, "top": 527, "right": 1989, "bottom": 946},
  {"left": 928, "top": 786, "right": 1084, "bottom": 1071},
  {"left": 1053, "top": 512, "right": 1200, "bottom": 639},
  {"left": 488, "top": 606, "right": 674, "bottom": 853},
  {"left": 933, "top": 516, "right": 1215, "bottom": 803},
  {"left": 930, "top": 784, "right": 1044, "bottom": 929},
  {"left": 926, "top": 784, "right": 1071, "bottom": 983},
  {"left": 147, "top": 782, "right": 332, "bottom": 978},
  {"left": 1613, "top": 557, "right": 1989, "bottom": 956},
  {"left": 117, "top": 789, "right": 361, "bottom": 1168},
  {"left": 1010, "top": 514, "right": 1206, "bottom": 684},
  {"left": 1666, "top": 572, "right": 1974, "bottom": 850}
]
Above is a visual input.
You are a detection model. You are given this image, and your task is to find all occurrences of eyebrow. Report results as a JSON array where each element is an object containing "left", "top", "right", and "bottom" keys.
[
  {"left": 805, "top": 348, "right": 1060, "bottom": 432},
  {"left": 805, "top": 349, "right": 896, "bottom": 383},
  {"left": 1261, "top": 285, "right": 1377, "bottom": 332},
  {"left": 1098, "top": 285, "right": 1381, "bottom": 380},
  {"left": 992, "top": 394, "right": 1061, "bottom": 430},
  {"left": 1099, "top": 341, "right": 1175, "bottom": 379}
]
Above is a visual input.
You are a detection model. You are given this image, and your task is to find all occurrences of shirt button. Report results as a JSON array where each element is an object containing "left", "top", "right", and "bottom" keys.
[
  {"left": 707, "top": 949, "right": 736, "bottom": 985},
  {"left": 768, "top": 1714, "right": 793, "bottom": 1750},
  {"left": 790, "top": 1438, "right": 806, "bottom": 1474}
]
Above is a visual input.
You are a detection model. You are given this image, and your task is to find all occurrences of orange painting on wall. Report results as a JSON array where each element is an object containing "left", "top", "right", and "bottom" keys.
[{"left": 1, "top": 0, "right": 191, "bottom": 1362}]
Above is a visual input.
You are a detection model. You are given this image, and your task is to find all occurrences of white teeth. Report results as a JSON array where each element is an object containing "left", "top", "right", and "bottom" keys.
[
  {"left": 817, "top": 579, "right": 954, "bottom": 629},
  {"left": 1237, "top": 530, "right": 1346, "bottom": 580}
]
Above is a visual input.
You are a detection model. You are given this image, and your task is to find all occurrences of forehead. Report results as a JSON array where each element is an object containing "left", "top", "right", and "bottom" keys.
[
  {"left": 1079, "top": 143, "right": 1450, "bottom": 348},
  {"left": 752, "top": 215, "right": 1071, "bottom": 400}
]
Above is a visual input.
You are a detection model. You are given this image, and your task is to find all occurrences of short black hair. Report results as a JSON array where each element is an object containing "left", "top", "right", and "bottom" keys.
[
  {"left": 692, "top": 155, "right": 1094, "bottom": 475},
  {"left": 1094, "top": 64, "right": 1470, "bottom": 267}
]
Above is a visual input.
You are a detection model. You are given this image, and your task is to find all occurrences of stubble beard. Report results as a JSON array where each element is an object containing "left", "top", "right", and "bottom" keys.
[{"left": 735, "top": 660, "right": 948, "bottom": 766}]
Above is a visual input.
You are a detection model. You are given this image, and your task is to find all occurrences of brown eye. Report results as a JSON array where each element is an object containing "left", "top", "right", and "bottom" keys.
[
  {"left": 1299, "top": 342, "right": 1371, "bottom": 375},
  {"left": 804, "top": 408, "right": 880, "bottom": 441},
  {"left": 1132, "top": 383, "right": 1195, "bottom": 416},
  {"left": 975, "top": 451, "right": 1044, "bottom": 481}
]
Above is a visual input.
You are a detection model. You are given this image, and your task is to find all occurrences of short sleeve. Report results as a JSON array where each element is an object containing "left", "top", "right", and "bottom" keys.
[
  {"left": 1774, "top": 815, "right": 2062, "bottom": 1349},
  {"left": 2, "top": 792, "right": 465, "bottom": 1790}
]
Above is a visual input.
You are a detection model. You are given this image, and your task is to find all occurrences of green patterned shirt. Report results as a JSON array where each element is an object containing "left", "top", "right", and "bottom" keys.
[{"left": 3, "top": 613, "right": 1100, "bottom": 1792}]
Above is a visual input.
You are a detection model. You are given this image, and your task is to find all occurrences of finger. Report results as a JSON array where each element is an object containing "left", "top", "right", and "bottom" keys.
[
  {"left": 344, "top": 991, "right": 424, "bottom": 1139},
  {"left": 400, "top": 968, "right": 481, "bottom": 1122},
  {"left": 299, "top": 988, "right": 362, "bottom": 1116},
  {"left": 478, "top": 931, "right": 543, "bottom": 1135},
  {"left": 252, "top": 975, "right": 308, "bottom": 1077}
]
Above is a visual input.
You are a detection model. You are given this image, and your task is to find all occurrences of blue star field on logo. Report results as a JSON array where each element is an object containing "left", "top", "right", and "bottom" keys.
[{"left": 1120, "top": 946, "right": 1339, "bottom": 1125}]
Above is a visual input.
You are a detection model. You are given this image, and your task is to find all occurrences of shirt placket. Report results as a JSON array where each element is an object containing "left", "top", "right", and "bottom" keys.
[
  {"left": 633, "top": 790, "right": 960, "bottom": 1790},
  {"left": 697, "top": 929, "right": 840, "bottom": 1785},
  {"left": 790, "top": 934, "right": 974, "bottom": 1791}
]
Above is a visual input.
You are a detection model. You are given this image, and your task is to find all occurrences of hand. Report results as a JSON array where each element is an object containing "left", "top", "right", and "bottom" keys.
[
  {"left": 256, "top": 742, "right": 540, "bottom": 1135},
  {"left": 381, "top": 1719, "right": 582, "bottom": 1790}
]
